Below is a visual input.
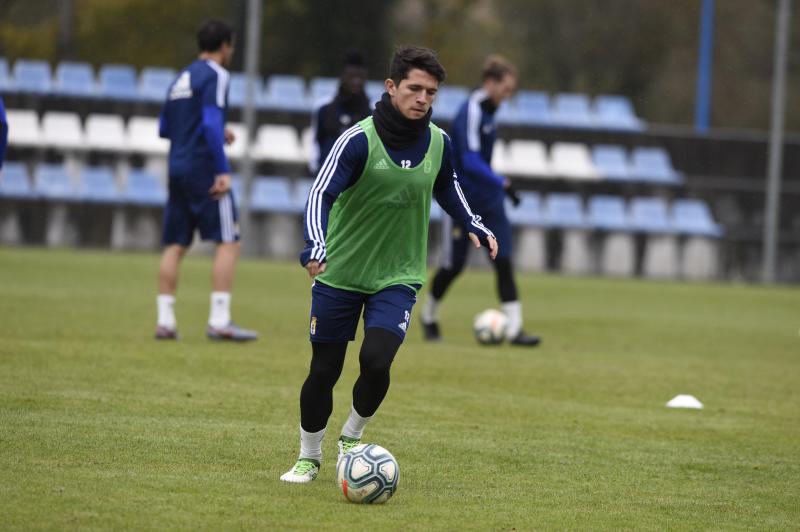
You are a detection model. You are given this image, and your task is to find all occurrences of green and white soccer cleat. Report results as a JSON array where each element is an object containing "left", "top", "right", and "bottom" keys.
[
  {"left": 279, "top": 458, "right": 319, "bottom": 483},
  {"left": 337, "top": 435, "right": 361, "bottom": 464}
]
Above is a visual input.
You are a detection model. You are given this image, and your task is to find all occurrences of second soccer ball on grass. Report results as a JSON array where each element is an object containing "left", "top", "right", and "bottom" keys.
[{"left": 473, "top": 309, "right": 508, "bottom": 345}]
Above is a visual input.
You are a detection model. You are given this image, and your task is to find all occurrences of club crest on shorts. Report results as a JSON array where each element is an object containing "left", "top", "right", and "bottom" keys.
[{"left": 310, "top": 316, "right": 317, "bottom": 335}]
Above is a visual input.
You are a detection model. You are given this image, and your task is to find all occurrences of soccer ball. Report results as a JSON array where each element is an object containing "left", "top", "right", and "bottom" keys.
[
  {"left": 336, "top": 443, "right": 399, "bottom": 504},
  {"left": 473, "top": 309, "right": 508, "bottom": 345}
]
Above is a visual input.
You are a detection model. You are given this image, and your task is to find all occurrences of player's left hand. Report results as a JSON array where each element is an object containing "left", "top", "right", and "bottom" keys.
[
  {"left": 209, "top": 173, "right": 231, "bottom": 199},
  {"left": 224, "top": 127, "right": 236, "bottom": 145},
  {"left": 468, "top": 233, "right": 499, "bottom": 260},
  {"left": 305, "top": 260, "right": 326, "bottom": 278}
]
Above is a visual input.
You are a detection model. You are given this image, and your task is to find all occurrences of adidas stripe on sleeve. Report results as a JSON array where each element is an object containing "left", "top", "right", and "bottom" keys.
[
  {"left": 300, "top": 125, "right": 368, "bottom": 266},
  {"left": 433, "top": 133, "right": 494, "bottom": 242}
]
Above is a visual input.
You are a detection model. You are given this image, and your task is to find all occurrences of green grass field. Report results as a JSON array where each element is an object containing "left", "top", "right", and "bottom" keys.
[{"left": 1, "top": 247, "right": 798, "bottom": 530}]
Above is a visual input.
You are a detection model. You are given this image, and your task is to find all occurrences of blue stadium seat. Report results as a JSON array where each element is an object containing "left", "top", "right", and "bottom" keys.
[
  {"left": 0, "top": 162, "right": 34, "bottom": 199},
  {"left": 507, "top": 191, "right": 544, "bottom": 226},
  {"left": 262, "top": 75, "right": 308, "bottom": 112},
  {"left": 630, "top": 147, "right": 682, "bottom": 184},
  {"left": 670, "top": 199, "right": 723, "bottom": 237},
  {"left": 432, "top": 86, "right": 468, "bottom": 121},
  {"left": 34, "top": 164, "right": 77, "bottom": 200},
  {"left": 366, "top": 80, "right": 385, "bottom": 106},
  {"left": 593, "top": 95, "right": 644, "bottom": 131},
  {"left": 543, "top": 193, "right": 586, "bottom": 228},
  {"left": 309, "top": 77, "right": 339, "bottom": 104},
  {"left": 54, "top": 62, "right": 96, "bottom": 97},
  {"left": 230, "top": 175, "right": 245, "bottom": 202},
  {"left": 139, "top": 67, "right": 176, "bottom": 102},
  {"left": 495, "top": 100, "right": 517, "bottom": 125},
  {"left": 98, "top": 64, "right": 139, "bottom": 101},
  {"left": 629, "top": 197, "right": 672, "bottom": 233},
  {"left": 228, "top": 73, "right": 264, "bottom": 108},
  {"left": 79, "top": 166, "right": 119, "bottom": 203},
  {"left": 0, "top": 58, "right": 10, "bottom": 90},
  {"left": 292, "top": 178, "right": 314, "bottom": 212},
  {"left": 552, "top": 93, "right": 594, "bottom": 128},
  {"left": 429, "top": 201, "right": 444, "bottom": 222},
  {"left": 123, "top": 170, "right": 165, "bottom": 206},
  {"left": 12, "top": 59, "right": 52, "bottom": 94},
  {"left": 250, "top": 176, "right": 296, "bottom": 213},
  {"left": 511, "top": 90, "right": 551, "bottom": 126},
  {"left": 587, "top": 195, "right": 630, "bottom": 231},
  {"left": 592, "top": 145, "right": 631, "bottom": 181}
]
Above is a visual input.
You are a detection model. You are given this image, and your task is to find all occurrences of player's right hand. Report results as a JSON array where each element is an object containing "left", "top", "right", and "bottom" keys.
[
  {"left": 224, "top": 127, "right": 236, "bottom": 145},
  {"left": 209, "top": 173, "right": 231, "bottom": 199},
  {"left": 305, "top": 260, "right": 326, "bottom": 278}
]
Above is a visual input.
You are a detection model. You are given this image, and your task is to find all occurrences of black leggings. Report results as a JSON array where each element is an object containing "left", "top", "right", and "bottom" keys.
[
  {"left": 431, "top": 255, "right": 518, "bottom": 303},
  {"left": 300, "top": 327, "right": 402, "bottom": 433}
]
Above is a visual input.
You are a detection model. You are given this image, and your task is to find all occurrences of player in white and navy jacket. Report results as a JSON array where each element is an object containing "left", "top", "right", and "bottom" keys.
[
  {"left": 421, "top": 55, "right": 541, "bottom": 347},
  {"left": 154, "top": 19, "right": 257, "bottom": 342}
]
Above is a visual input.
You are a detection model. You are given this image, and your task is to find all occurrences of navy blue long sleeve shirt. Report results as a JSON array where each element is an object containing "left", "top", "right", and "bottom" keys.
[
  {"left": 0, "top": 96, "right": 7, "bottom": 170},
  {"left": 159, "top": 59, "right": 230, "bottom": 178},
  {"left": 449, "top": 88, "right": 506, "bottom": 208}
]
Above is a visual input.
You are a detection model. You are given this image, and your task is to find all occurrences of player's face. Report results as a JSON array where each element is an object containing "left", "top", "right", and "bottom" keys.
[
  {"left": 341, "top": 66, "right": 367, "bottom": 95},
  {"left": 220, "top": 41, "right": 235, "bottom": 68},
  {"left": 486, "top": 74, "right": 517, "bottom": 106},
  {"left": 386, "top": 68, "right": 439, "bottom": 120}
]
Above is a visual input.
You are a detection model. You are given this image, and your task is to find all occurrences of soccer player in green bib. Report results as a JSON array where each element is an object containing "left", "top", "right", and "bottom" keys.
[{"left": 281, "top": 46, "right": 498, "bottom": 483}]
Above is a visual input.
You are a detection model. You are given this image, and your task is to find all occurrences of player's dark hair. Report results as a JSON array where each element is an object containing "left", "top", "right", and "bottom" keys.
[
  {"left": 389, "top": 45, "right": 446, "bottom": 86},
  {"left": 342, "top": 48, "right": 366, "bottom": 69},
  {"left": 482, "top": 54, "right": 518, "bottom": 82},
  {"left": 197, "top": 19, "right": 234, "bottom": 52}
]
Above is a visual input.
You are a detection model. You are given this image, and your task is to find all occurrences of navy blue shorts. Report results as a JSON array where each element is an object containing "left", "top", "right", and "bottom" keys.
[
  {"left": 162, "top": 175, "right": 239, "bottom": 246},
  {"left": 444, "top": 202, "right": 513, "bottom": 269},
  {"left": 309, "top": 281, "right": 418, "bottom": 343}
]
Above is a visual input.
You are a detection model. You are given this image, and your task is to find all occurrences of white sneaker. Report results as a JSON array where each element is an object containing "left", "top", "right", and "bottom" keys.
[{"left": 280, "top": 458, "right": 319, "bottom": 483}]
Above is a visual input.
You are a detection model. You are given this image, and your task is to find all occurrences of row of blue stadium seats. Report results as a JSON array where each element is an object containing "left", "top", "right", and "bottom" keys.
[
  {"left": 591, "top": 145, "right": 681, "bottom": 183},
  {"left": 505, "top": 191, "right": 722, "bottom": 237},
  {"left": 494, "top": 141, "right": 682, "bottom": 184},
  {"left": 0, "top": 162, "right": 166, "bottom": 206},
  {"left": 1, "top": 162, "right": 720, "bottom": 237},
  {"left": 0, "top": 57, "right": 643, "bottom": 130},
  {"left": 0, "top": 162, "right": 310, "bottom": 213}
]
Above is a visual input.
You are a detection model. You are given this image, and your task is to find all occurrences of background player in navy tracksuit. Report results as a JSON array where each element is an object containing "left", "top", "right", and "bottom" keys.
[
  {"left": 155, "top": 19, "right": 257, "bottom": 341},
  {"left": 308, "top": 49, "right": 371, "bottom": 174},
  {"left": 0, "top": 96, "right": 7, "bottom": 171},
  {"left": 421, "top": 55, "right": 540, "bottom": 346}
]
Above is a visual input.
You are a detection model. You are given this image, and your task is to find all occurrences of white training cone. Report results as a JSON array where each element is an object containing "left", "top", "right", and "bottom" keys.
[{"left": 666, "top": 394, "right": 703, "bottom": 409}]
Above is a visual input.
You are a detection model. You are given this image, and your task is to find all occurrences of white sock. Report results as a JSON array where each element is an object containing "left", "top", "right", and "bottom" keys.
[
  {"left": 341, "top": 404, "right": 373, "bottom": 440},
  {"left": 421, "top": 297, "right": 440, "bottom": 325},
  {"left": 502, "top": 300, "right": 522, "bottom": 339},
  {"left": 157, "top": 294, "right": 176, "bottom": 328},
  {"left": 299, "top": 425, "right": 326, "bottom": 462},
  {"left": 208, "top": 291, "right": 231, "bottom": 328}
]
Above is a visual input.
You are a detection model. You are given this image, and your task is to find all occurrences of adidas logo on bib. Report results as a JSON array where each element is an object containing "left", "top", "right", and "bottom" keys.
[{"left": 373, "top": 158, "right": 390, "bottom": 170}]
